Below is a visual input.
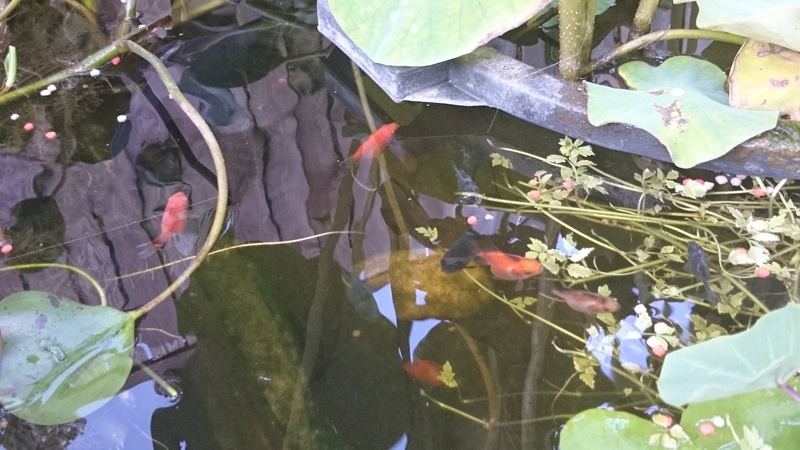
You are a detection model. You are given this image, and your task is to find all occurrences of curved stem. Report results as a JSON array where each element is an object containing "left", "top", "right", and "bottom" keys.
[
  {"left": 0, "top": 263, "right": 106, "bottom": 306},
  {"left": 581, "top": 29, "right": 746, "bottom": 76},
  {"left": 126, "top": 41, "right": 227, "bottom": 320}
]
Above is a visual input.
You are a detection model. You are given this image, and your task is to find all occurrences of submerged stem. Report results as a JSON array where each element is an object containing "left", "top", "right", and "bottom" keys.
[{"left": 126, "top": 41, "right": 227, "bottom": 320}]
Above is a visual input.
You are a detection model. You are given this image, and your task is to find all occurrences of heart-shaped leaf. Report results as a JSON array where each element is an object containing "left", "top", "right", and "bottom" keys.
[
  {"left": 658, "top": 303, "right": 800, "bottom": 406},
  {"left": 560, "top": 408, "right": 701, "bottom": 449},
  {"left": 586, "top": 56, "right": 778, "bottom": 168},
  {"left": 674, "top": 0, "right": 800, "bottom": 52},
  {"left": 328, "top": 0, "right": 553, "bottom": 66},
  {"left": 0, "top": 291, "right": 134, "bottom": 425}
]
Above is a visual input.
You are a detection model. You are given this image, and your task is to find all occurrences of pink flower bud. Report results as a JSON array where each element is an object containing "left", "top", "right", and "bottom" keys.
[
  {"left": 466, "top": 215, "right": 478, "bottom": 226},
  {"left": 562, "top": 180, "right": 575, "bottom": 190},
  {"left": 527, "top": 190, "right": 541, "bottom": 201},
  {"left": 753, "top": 186, "right": 766, "bottom": 198},
  {"left": 23, "top": 122, "right": 33, "bottom": 131},
  {"left": 755, "top": 266, "right": 770, "bottom": 278},
  {"left": 698, "top": 421, "right": 715, "bottom": 436}
]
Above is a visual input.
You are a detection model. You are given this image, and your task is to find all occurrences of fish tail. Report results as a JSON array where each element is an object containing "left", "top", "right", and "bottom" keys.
[{"left": 441, "top": 230, "right": 482, "bottom": 273}]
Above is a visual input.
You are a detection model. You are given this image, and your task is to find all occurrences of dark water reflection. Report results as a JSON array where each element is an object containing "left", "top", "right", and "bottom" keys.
[{"left": 0, "top": 2, "right": 669, "bottom": 449}]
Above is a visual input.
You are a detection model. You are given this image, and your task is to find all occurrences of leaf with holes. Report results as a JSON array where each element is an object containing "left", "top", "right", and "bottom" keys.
[{"left": 586, "top": 56, "right": 778, "bottom": 168}]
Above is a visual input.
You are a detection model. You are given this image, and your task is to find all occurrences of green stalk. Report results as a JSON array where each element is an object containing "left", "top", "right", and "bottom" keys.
[{"left": 126, "top": 41, "right": 227, "bottom": 320}]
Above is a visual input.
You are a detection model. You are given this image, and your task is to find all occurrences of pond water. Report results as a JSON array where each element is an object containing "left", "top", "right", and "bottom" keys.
[{"left": 0, "top": 1, "right": 795, "bottom": 449}]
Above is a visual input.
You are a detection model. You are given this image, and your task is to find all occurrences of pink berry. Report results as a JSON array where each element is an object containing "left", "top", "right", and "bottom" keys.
[
  {"left": 466, "top": 215, "right": 478, "bottom": 226},
  {"left": 698, "top": 421, "right": 715, "bottom": 436},
  {"left": 753, "top": 186, "right": 766, "bottom": 198},
  {"left": 0, "top": 243, "right": 11, "bottom": 254},
  {"left": 755, "top": 266, "right": 770, "bottom": 278},
  {"left": 562, "top": 180, "right": 575, "bottom": 190},
  {"left": 111, "top": 56, "right": 121, "bottom": 65},
  {"left": 652, "top": 345, "right": 666, "bottom": 358},
  {"left": 45, "top": 131, "right": 57, "bottom": 140},
  {"left": 23, "top": 122, "right": 33, "bottom": 131},
  {"left": 527, "top": 190, "right": 541, "bottom": 201}
]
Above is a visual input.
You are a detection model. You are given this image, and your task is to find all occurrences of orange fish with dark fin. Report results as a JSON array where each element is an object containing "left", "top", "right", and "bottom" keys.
[
  {"left": 550, "top": 288, "right": 620, "bottom": 314},
  {"left": 476, "top": 250, "right": 543, "bottom": 281},
  {"left": 346, "top": 122, "right": 399, "bottom": 165}
]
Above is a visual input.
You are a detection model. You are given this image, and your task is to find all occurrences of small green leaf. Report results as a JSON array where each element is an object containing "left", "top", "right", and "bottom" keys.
[
  {"left": 438, "top": 361, "right": 458, "bottom": 388},
  {"left": 490, "top": 153, "right": 513, "bottom": 169},
  {"left": 566, "top": 264, "right": 594, "bottom": 278},
  {"left": 414, "top": 226, "right": 438, "bottom": 242}
]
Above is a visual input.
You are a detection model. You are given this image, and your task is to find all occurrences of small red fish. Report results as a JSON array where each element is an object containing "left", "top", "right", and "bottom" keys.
[
  {"left": 550, "top": 288, "right": 620, "bottom": 314},
  {"left": 152, "top": 192, "right": 189, "bottom": 249},
  {"left": 346, "top": 122, "right": 399, "bottom": 165},
  {"left": 403, "top": 359, "right": 444, "bottom": 386},
  {"left": 476, "top": 250, "right": 543, "bottom": 280}
]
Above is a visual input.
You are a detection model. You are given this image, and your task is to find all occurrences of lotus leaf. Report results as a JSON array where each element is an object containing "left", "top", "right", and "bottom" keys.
[
  {"left": 586, "top": 56, "right": 778, "bottom": 168},
  {"left": 560, "top": 408, "right": 702, "bottom": 449},
  {"left": 658, "top": 303, "right": 800, "bottom": 406},
  {"left": 328, "top": 0, "right": 553, "bottom": 66},
  {"left": 675, "top": 0, "right": 800, "bottom": 52},
  {"left": 0, "top": 291, "right": 134, "bottom": 425}
]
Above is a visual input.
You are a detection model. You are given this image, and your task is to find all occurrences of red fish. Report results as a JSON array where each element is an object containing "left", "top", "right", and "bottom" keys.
[
  {"left": 403, "top": 359, "right": 444, "bottom": 386},
  {"left": 346, "top": 122, "right": 399, "bottom": 165},
  {"left": 476, "top": 250, "right": 543, "bottom": 280},
  {"left": 152, "top": 192, "right": 189, "bottom": 249},
  {"left": 550, "top": 288, "right": 620, "bottom": 314}
]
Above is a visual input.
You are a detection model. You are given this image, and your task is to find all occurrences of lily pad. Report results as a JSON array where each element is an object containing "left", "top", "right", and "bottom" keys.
[
  {"left": 657, "top": 303, "right": 800, "bottom": 406},
  {"left": 682, "top": 381, "right": 800, "bottom": 449},
  {"left": 560, "top": 408, "right": 701, "bottom": 449},
  {"left": 328, "top": 0, "right": 553, "bottom": 66},
  {"left": 0, "top": 291, "right": 134, "bottom": 425},
  {"left": 586, "top": 56, "right": 778, "bottom": 168},
  {"left": 675, "top": 0, "right": 800, "bottom": 52}
]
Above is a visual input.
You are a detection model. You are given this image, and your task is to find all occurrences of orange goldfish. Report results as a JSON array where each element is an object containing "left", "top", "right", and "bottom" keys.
[
  {"left": 476, "top": 250, "right": 543, "bottom": 280},
  {"left": 550, "top": 288, "right": 620, "bottom": 314},
  {"left": 346, "top": 122, "right": 399, "bottom": 165},
  {"left": 403, "top": 359, "right": 444, "bottom": 387},
  {"left": 152, "top": 192, "right": 189, "bottom": 249}
]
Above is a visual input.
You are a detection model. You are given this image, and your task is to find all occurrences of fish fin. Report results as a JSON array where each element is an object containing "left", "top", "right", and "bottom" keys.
[{"left": 441, "top": 229, "right": 482, "bottom": 273}]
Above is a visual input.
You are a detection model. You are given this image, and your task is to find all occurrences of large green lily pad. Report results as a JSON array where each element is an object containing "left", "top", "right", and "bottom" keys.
[
  {"left": 586, "top": 56, "right": 778, "bottom": 168},
  {"left": 0, "top": 291, "right": 134, "bottom": 425},
  {"left": 675, "top": 0, "right": 800, "bottom": 52},
  {"left": 658, "top": 303, "right": 800, "bottom": 406},
  {"left": 328, "top": 0, "right": 554, "bottom": 66}
]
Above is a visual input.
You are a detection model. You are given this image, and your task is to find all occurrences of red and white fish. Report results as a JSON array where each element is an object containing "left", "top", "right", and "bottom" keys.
[
  {"left": 346, "top": 122, "right": 400, "bottom": 165},
  {"left": 152, "top": 192, "right": 189, "bottom": 249},
  {"left": 550, "top": 288, "right": 620, "bottom": 314},
  {"left": 403, "top": 359, "right": 444, "bottom": 387}
]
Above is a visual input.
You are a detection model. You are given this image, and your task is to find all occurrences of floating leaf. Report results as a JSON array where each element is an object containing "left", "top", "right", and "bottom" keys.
[
  {"left": 586, "top": 56, "right": 778, "bottom": 168},
  {"left": 681, "top": 382, "right": 800, "bottom": 448},
  {"left": 0, "top": 291, "right": 134, "bottom": 425},
  {"left": 560, "top": 409, "right": 703, "bottom": 450},
  {"left": 658, "top": 304, "right": 800, "bottom": 406},
  {"left": 328, "top": 0, "right": 553, "bottom": 66},
  {"left": 438, "top": 361, "right": 458, "bottom": 388},
  {"left": 675, "top": 0, "right": 800, "bottom": 52}
]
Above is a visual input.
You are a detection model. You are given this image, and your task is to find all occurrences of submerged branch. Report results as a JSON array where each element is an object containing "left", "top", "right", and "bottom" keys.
[{"left": 127, "top": 40, "right": 227, "bottom": 320}]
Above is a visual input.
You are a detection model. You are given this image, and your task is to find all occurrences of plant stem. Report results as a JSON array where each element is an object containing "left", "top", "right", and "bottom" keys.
[
  {"left": 558, "top": 0, "right": 596, "bottom": 80},
  {"left": 0, "top": 263, "right": 106, "bottom": 306},
  {"left": 631, "top": 0, "right": 660, "bottom": 37},
  {"left": 580, "top": 29, "right": 746, "bottom": 76},
  {"left": 126, "top": 41, "right": 227, "bottom": 320}
]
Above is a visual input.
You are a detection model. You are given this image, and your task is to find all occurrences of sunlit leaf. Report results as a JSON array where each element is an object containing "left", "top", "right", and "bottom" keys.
[
  {"left": 560, "top": 409, "right": 702, "bottom": 450},
  {"left": 566, "top": 264, "right": 594, "bottom": 278},
  {"left": 675, "top": 0, "right": 800, "bottom": 52},
  {"left": 586, "top": 57, "right": 778, "bottom": 168},
  {"left": 438, "top": 361, "right": 458, "bottom": 388},
  {"left": 658, "top": 304, "right": 800, "bottom": 406},
  {"left": 329, "top": 0, "right": 554, "bottom": 66},
  {"left": 0, "top": 291, "right": 134, "bottom": 425}
]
